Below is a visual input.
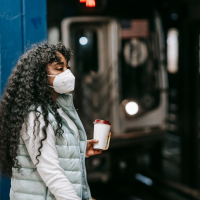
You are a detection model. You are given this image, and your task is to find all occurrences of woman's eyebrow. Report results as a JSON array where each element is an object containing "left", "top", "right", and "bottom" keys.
[{"left": 54, "top": 62, "right": 64, "bottom": 66}]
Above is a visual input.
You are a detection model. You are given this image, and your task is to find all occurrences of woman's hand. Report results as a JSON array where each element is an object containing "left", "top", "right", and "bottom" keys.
[{"left": 86, "top": 139, "right": 102, "bottom": 157}]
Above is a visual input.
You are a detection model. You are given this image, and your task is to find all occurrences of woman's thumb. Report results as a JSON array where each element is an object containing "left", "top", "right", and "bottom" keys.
[{"left": 92, "top": 139, "right": 99, "bottom": 143}]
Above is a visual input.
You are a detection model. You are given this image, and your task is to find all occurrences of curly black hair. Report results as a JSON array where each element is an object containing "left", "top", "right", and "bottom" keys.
[{"left": 0, "top": 42, "right": 72, "bottom": 177}]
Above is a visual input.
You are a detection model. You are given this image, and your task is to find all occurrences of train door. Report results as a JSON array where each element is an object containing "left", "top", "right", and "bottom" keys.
[{"left": 62, "top": 17, "right": 121, "bottom": 137}]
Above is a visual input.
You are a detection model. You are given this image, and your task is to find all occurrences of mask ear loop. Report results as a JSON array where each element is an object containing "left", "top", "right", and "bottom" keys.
[{"left": 47, "top": 75, "right": 57, "bottom": 88}]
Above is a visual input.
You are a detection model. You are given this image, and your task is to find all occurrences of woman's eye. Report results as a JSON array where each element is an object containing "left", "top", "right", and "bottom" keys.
[{"left": 57, "top": 68, "right": 63, "bottom": 71}]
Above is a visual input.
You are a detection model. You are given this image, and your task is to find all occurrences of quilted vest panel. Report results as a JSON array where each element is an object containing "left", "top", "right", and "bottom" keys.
[{"left": 10, "top": 94, "right": 92, "bottom": 200}]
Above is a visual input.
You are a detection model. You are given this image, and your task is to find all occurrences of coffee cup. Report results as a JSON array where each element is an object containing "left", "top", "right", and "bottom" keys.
[{"left": 93, "top": 119, "right": 111, "bottom": 150}]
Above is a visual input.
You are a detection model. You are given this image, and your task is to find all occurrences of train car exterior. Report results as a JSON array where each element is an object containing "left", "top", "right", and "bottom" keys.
[{"left": 60, "top": 13, "right": 167, "bottom": 139}]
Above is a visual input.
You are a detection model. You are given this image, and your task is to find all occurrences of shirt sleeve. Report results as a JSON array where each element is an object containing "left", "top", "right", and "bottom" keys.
[{"left": 20, "top": 111, "right": 81, "bottom": 200}]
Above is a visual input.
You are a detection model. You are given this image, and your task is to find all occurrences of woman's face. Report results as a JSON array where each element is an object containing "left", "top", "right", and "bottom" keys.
[{"left": 47, "top": 52, "right": 70, "bottom": 86}]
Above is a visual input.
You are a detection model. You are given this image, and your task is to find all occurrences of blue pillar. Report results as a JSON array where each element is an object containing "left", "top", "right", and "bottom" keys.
[{"left": 0, "top": 0, "right": 47, "bottom": 199}]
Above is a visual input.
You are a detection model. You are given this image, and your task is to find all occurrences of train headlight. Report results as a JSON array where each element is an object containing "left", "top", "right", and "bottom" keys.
[
  {"left": 125, "top": 102, "right": 139, "bottom": 115},
  {"left": 79, "top": 37, "right": 88, "bottom": 45}
]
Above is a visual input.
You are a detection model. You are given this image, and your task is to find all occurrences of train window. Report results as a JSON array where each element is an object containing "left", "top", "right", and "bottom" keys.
[
  {"left": 167, "top": 28, "right": 179, "bottom": 74},
  {"left": 71, "top": 25, "right": 98, "bottom": 74}
]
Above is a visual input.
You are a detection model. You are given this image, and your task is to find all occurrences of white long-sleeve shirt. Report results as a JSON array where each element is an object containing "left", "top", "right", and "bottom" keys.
[{"left": 20, "top": 108, "right": 82, "bottom": 200}]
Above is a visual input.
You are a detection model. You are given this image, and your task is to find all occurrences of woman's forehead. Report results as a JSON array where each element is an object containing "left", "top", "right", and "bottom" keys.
[{"left": 56, "top": 52, "right": 67, "bottom": 63}]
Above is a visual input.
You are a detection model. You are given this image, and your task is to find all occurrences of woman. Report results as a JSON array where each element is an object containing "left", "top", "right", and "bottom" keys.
[{"left": 0, "top": 42, "right": 102, "bottom": 200}]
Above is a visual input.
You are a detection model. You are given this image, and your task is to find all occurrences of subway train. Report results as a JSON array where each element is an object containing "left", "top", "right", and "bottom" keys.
[{"left": 58, "top": 12, "right": 168, "bottom": 139}]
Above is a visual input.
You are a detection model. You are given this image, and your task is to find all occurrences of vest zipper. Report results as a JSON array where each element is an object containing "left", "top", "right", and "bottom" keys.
[
  {"left": 72, "top": 107, "right": 92, "bottom": 200},
  {"left": 59, "top": 113, "right": 82, "bottom": 200}
]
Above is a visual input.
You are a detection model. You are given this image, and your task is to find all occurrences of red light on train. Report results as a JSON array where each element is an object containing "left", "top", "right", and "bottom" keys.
[
  {"left": 79, "top": 0, "right": 96, "bottom": 7},
  {"left": 86, "top": 0, "right": 96, "bottom": 7}
]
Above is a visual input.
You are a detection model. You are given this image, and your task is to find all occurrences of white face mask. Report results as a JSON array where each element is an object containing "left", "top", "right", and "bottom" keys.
[{"left": 48, "top": 70, "right": 75, "bottom": 94}]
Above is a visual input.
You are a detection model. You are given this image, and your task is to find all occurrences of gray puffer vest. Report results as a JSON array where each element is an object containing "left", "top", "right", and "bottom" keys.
[{"left": 10, "top": 94, "right": 92, "bottom": 200}]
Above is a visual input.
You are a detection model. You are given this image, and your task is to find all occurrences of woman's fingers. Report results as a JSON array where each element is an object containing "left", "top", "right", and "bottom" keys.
[
  {"left": 90, "top": 139, "right": 99, "bottom": 143},
  {"left": 87, "top": 139, "right": 99, "bottom": 147},
  {"left": 94, "top": 149, "right": 102, "bottom": 154},
  {"left": 86, "top": 140, "right": 102, "bottom": 156},
  {"left": 87, "top": 148, "right": 102, "bottom": 156}
]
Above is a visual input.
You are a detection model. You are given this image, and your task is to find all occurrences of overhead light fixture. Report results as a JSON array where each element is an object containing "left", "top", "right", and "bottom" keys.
[{"left": 167, "top": 28, "right": 179, "bottom": 74}]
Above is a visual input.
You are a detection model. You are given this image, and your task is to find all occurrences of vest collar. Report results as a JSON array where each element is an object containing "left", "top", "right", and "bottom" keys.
[
  {"left": 46, "top": 94, "right": 73, "bottom": 115},
  {"left": 56, "top": 94, "right": 74, "bottom": 108}
]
